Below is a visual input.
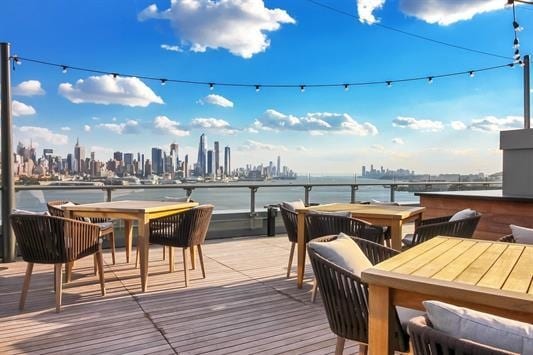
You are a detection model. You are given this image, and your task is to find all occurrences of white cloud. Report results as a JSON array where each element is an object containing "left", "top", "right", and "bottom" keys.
[
  {"left": 191, "top": 117, "right": 237, "bottom": 134},
  {"left": 392, "top": 137, "right": 405, "bottom": 145},
  {"left": 252, "top": 109, "right": 378, "bottom": 136},
  {"left": 296, "top": 146, "right": 308, "bottom": 151},
  {"left": 153, "top": 115, "right": 190, "bottom": 137},
  {"left": 198, "top": 94, "right": 234, "bottom": 108},
  {"left": 17, "top": 126, "right": 68, "bottom": 145},
  {"left": 13, "top": 80, "right": 45, "bottom": 96},
  {"left": 393, "top": 116, "right": 444, "bottom": 132},
  {"left": 97, "top": 120, "right": 140, "bottom": 134},
  {"left": 58, "top": 75, "right": 164, "bottom": 107},
  {"left": 91, "top": 116, "right": 101, "bottom": 121},
  {"left": 161, "top": 44, "right": 183, "bottom": 52},
  {"left": 238, "top": 139, "right": 287, "bottom": 151},
  {"left": 469, "top": 115, "right": 522, "bottom": 132},
  {"left": 84, "top": 125, "right": 91, "bottom": 132},
  {"left": 399, "top": 0, "right": 505, "bottom": 26},
  {"left": 138, "top": 0, "right": 295, "bottom": 59},
  {"left": 12, "top": 100, "right": 36, "bottom": 117},
  {"left": 60, "top": 126, "right": 71, "bottom": 131},
  {"left": 451, "top": 121, "right": 467, "bottom": 130},
  {"left": 357, "top": 0, "right": 385, "bottom": 24}
]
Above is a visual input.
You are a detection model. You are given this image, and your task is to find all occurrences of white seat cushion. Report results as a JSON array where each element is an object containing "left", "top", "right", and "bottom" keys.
[
  {"left": 402, "top": 233, "right": 414, "bottom": 246},
  {"left": 11, "top": 209, "right": 50, "bottom": 216},
  {"left": 281, "top": 200, "right": 305, "bottom": 211},
  {"left": 424, "top": 300, "right": 533, "bottom": 354},
  {"left": 95, "top": 222, "right": 114, "bottom": 230},
  {"left": 308, "top": 232, "right": 372, "bottom": 277},
  {"left": 510, "top": 224, "right": 533, "bottom": 244},
  {"left": 396, "top": 306, "right": 425, "bottom": 331},
  {"left": 449, "top": 208, "right": 477, "bottom": 222}
]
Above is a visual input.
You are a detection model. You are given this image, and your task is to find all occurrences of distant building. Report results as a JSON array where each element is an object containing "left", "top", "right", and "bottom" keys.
[
  {"left": 224, "top": 146, "right": 231, "bottom": 177},
  {"left": 74, "top": 138, "right": 85, "bottom": 174},
  {"left": 114, "top": 151, "right": 123, "bottom": 162},
  {"left": 196, "top": 134, "right": 207, "bottom": 176},
  {"left": 207, "top": 150, "right": 213, "bottom": 176},
  {"left": 151, "top": 148, "right": 163, "bottom": 175},
  {"left": 214, "top": 141, "right": 220, "bottom": 178}
]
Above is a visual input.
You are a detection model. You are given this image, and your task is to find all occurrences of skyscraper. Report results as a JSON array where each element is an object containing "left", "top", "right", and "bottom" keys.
[
  {"left": 170, "top": 143, "right": 178, "bottom": 173},
  {"left": 151, "top": 147, "right": 163, "bottom": 175},
  {"left": 74, "top": 138, "right": 85, "bottom": 174},
  {"left": 214, "top": 141, "right": 220, "bottom": 178},
  {"left": 207, "top": 150, "right": 213, "bottom": 176},
  {"left": 196, "top": 134, "right": 207, "bottom": 176},
  {"left": 277, "top": 156, "right": 281, "bottom": 177},
  {"left": 114, "top": 151, "right": 123, "bottom": 162},
  {"left": 224, "top": 146, "right": 231, "bottom": 177}
]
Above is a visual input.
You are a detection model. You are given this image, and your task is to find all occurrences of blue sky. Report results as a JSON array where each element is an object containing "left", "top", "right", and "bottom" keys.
[{"left": 1, "top": 0, "right": 531, "bottom": 175}]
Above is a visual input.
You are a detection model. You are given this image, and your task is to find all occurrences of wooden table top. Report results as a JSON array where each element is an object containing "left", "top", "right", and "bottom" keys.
[
  {"left": 297, "top": 203, "right": 425, "bottom": 220},
  {"left": 63, "top": 200, "right": 199, "bottom": 213},
  {"left": 362, "top": 237, "right": 533, "bottom": 311}
]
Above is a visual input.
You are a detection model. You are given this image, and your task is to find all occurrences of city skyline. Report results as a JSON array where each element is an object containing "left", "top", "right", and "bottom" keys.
[{"left": 1, "top": 1, "right": 531, "bottom": 174}]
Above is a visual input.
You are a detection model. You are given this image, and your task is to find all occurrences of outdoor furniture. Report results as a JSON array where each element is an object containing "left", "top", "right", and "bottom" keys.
[
  {"left": 10, "top": 214, "right": 105, "bottom": 312},
  {"left": 308, "top": 235, "right": 410, "bottom": 354},
  {"left": 47, "top": 200, "right": 116, "bottom": 265},
  {"left": 305, "top": 213, "right": 385, "bottom": 244},
  {"left": 295, "top": 203, "right": 425, "bottom": 288},
  {"left": 362, "top": 236, "right": 533, "bottom": 355},
  {"left": 148, "top": 205, "right": 213, "bottom": 287},
  {"left": 63, "top": 200, "right": 198, "bottom": 292},
  {"left": 408, "top": 315, "right": 516, "bottom": 355},
  {"left": 279, "top": 204, "right": 310, "bottom": 278},
  {"left": 403, "top": 212, "right": 481, "bottom": 248},
  {"left": 498, "top": 234, "right": 516, "bottom": 243}
]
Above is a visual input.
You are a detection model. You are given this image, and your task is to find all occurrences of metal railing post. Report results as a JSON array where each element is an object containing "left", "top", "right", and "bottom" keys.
[
  {"left": 390, "top": 184, "right": 396, "bottom": 202},
  {"left": 249, "top": 187, "right": 258, "bottom": 215},
  {"left": 106, "top": 188, "right": 112, "bottom": 202},
  {"left": 350, "top": 185, "right": 358, "bottom": 203},
  {"left": 184, "top": 187, "right": 194, "bottom": 199},
  {"left": 304, "top": 185, "right": 312, "bottom": 206}
]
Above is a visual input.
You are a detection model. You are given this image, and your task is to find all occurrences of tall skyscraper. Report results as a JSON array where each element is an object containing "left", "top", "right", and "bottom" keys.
[
  {"left": 151, "top": 147, "right": 163, "bottom": 175},
  {"left": 214, "top": 141, "right": 220, "bottom": 178},
  {"left": 224, "top": 146, "right": 231, "bottom": 177},
  {"left": 170, "top": 143, "right": 178, "bottom": 173},
  {"left": 114, "top": 151, "right": 123, "bottom": 162},
  {"left": 196, "top": 134, "right": 207, "bottom": 176},
  {"left": 277, "top": 156, "right": 281, "bottom": 177},
  {"left": 184, "top": 154, "right": 189, "bottom": 178},
  {"left": 207, "top": 150, "right": 213, "bottom": 176},
  {"left": 124, "top": 153, "right": 133, "bottom": 165},
  {"left": 74, "top": 138, "right": 85, "bottom": 174},
  {"left": 141, "top": 154, "right": 145, "bottom": 177}
]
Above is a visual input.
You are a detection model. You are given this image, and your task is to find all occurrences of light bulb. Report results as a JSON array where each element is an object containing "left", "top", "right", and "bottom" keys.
[
  {"left": 255, "top": 85, "right": 260, "bottom": 92},
  {"left": 428, "top": 77, "right": 433, "bottom": 84},
  {"left": 386, "top": 81, "right": 392, "bottom": 87},
  {"left": 514, "top": 38, "right": 520, "bottom": 48},
  {"left": 62, "top": 66, "right": 68, "bottom": 74},
  {"left": 469, "top": 71, "right": 475, "bottom": 78},
  {"left": 209, "top": 83, "right": 214, "bottom": 90},
  {"left": 343, "top": 84, "right": 349, "bottom": 91},
  {"left": 160, "top": 79, "right": 167, "bottom": 86},
  {"left": 300, "top": 85, "right": 305, "bottom": 93}
]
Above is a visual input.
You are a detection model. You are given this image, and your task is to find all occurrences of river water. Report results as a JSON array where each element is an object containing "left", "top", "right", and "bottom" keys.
[{"left": 15, "top": 177, "right": 418, "bottom": 212}]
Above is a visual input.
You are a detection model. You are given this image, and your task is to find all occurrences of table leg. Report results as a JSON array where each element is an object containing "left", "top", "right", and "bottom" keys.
[
  {"left": 190, "top": 247, "right": 196, "bottom": 270},
  {"left": 139, "top": 215, "right": 150, "bottom": 292},
  {"left": 296, "top": 212, "right": 306, "bottom": 289},
  {"left": 368, "top": 284, "right": 391, "bottom": 355},
  {"left": 389, "top": 220, "right": 403, "bottom": 251},
  {"left": 124, "top": 220, "right": 133, "bottom": 263}
]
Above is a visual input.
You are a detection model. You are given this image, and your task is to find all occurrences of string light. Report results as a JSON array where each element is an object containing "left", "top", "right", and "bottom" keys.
[
  {"left": 9, "top": 56, "right": 515, "bottom": 91},
  {"left": 513, "top": 21, "right": 523, "bottom": 32},
  {"left": 427, "top": 77, "right": 433, "bottom": 84},
  {"left": 61, "top": 65, "right": 68, "bottom": 74},
  {"left": 513, "top": 38, "right": 520, "bottom": 48},
  {"left": 469, "top": 71, "right": 475, "bottom": 78}
]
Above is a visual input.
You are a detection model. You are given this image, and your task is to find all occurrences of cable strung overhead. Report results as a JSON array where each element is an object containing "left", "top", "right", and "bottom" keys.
[{"left": 10, "top": 55, "right": 516, "bottom": 92}]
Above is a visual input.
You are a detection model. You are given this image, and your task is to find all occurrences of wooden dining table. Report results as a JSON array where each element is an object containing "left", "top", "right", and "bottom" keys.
[
  {"left": 295, "top": 203, "right": 425, "bottom": 288},
  {"left": 362, "top": 236, "right": 533, "bottom": 355},
  {"left": 63, "top": 200, "right": 198, "bottom": 292}
]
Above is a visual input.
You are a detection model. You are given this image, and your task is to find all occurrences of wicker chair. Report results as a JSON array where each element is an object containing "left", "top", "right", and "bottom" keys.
[
  {"left": 279, "top": 205, "right": 311, "bottom": 279},
  {"left": 47, "top": 200, "right": 116, "bottom": 265},
  {"left": 498, "top": 234, "right": 516, "bottom": 243},
  {"left": 404, "top": 212, "right": 482, "bottom": 249},
  {"left": 409, "top": 316, "right": 516, "bottom": 355},
  {"left": 308, "top": 235, "right": 409, "bottom": 354},
  {"left": 305, "top": 213, "right": 385, "bottom": 244},
  {"left": 10, "top": 214, "right": 105, "bottom": 312},
  {"left": 148, "top": 205, "right": 213, "bottom": 287}
]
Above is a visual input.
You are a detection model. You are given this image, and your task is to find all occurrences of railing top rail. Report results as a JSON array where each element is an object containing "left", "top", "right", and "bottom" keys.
[{"left": 8, "top": 180, "right": 502, "bottom": 192}]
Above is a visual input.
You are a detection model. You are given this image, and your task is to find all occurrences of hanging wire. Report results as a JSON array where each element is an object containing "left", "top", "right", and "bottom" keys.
[{"left": 303, "top": 0, "right": 513, "bottom": 61}]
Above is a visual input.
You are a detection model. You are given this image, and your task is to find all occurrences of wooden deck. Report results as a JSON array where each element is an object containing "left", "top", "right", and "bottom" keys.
[{"left": 0, "top": 235, "right": 362, "bottom": 355}]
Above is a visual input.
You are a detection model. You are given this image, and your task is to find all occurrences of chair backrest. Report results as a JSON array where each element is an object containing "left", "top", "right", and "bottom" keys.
[
  {"left": 279, "top": 205, "right": 300, "bottom": 243},
  {"left": 47, "top": 200, "right": 69, "bottom": 217},
  {"left": 411, "top": 212, "right": 482, "bottom": 247},
  {"left": 150, "top": 205, "right": 214, "bottom": 247},
  {"left": 498, "top": 234, "right": 516, "bottom": 243},
  {"left": 408, "top": 316, "right": 515, "bottom": 355},
  {"left": 308, "top": 236, "right": 408, "bottom": 352},
  {"left": 305, "top": 213, "right": 384, "bottom": 244},
  {"left": 10, "top": 214, "right": 101, "bottom": 264}
]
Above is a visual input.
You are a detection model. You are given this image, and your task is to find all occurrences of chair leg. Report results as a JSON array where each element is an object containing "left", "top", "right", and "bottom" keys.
[
  {"left": 358, "top": 343, "right": 368, "bottom": 355},
  {"left": 135, "top": 246, "right": 139, "bottom": 269},
  {"left": 169, "top": 246, "right": 175, "bottom": 273},
  {"left": 54, "top": 264, "right": 62, "bottom": 313},
  {"left": 96, "top": 251, "right": 106, "bottom": 296},
  {"left": 335, "top": 336, "right": 345, "bottom": 355},
  {"left": 66, "top": 261, "right": 74, "bottom": 283},
  {"left": 163, "top": 245, "right": 166, "bottom": 261},
  {"left": 286, "top": 242, "right": 295, "bottom": 278},
  {"left": 197, "top": 245, "right": 206, "bottom": 279},
  {"left": 93, "top": 254, "right": 98, "bottom": 275},
  {"left": 19, "top": 262, "right": 34, "bottom": 311},
  {"left": 182, "top": 248, "right": 189, "bottom": 287},
  {"left": 109, "top": 231, "right": 116, "bottom": 265},
  {"left": 310, "top": 277, "right": 318, "bottom": 303},
  {"left": 190, "top": 247, "right": 196, "bottom": 270}
]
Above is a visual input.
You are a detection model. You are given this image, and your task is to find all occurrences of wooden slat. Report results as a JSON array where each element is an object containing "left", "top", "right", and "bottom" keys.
[
  {"left": 477, "top": 244, "right": 524, "bottom": 290},
  {"left": 432, "top": 241, "right": 492, "bottom": 281},
  {"left": 411, "top": 240, "right": 476, "bottom": 278},
  {"left": 502, "top": 246, "right": 533, "bottom": 294},
  {"left": 454, "top": 243, "right": 508, "bottom": 285}
]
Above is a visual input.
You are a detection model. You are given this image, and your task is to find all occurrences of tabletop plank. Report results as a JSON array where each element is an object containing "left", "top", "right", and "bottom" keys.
[
  {"left": 502, "top": 246, "right": 533, "bottom": 294},
  {"left": 392, "top": 238, "right": 463, "bottom": 275},
  {"left": 411, "top": 240, "right": 477, "bottom": 279},
  {"left": 64, "top": 200, "right": 198, "bottom": 213},
  {"left": 375, "top": 237, "right": 447, "bottom": 272},
  {"left": 477, "top": 244, "right": 524, "bottom": 290},
  {"left": 432, "top": 241, "right": 492, "bottom": 282},
  {"left": 302, "top": 203, "right": 424, "bottom": 220},
  {"left": 454, "top": 243, "right": 508, "bottom": 285}
]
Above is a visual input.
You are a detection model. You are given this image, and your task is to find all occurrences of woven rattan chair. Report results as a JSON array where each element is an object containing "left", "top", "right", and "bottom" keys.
[
  {"left": 308, "top": 235, "right": 409, "bottom": 354},
  {"left": 305, "top": 213, "right": 385, "bottom": 244},
  {"left": 409, "top": 315, "right": 516, "bottom": 355},
  {"left": 47, "top": 200, "right": 116, "bottom": 265},
  {"left": 148, "top": 205, "right": 213, "bottom": 287},
  {"left": 279, "top": 204, "right": 311, "bottom": 279},
  {"left": 10, "top": 214, "right": 105, "bottom": 312},
  {"left": 498, "top": 234, "right": 516, "bottom": 243},
  {"left": 404, "top": 212, "right": 482, "bottom": 249}
]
